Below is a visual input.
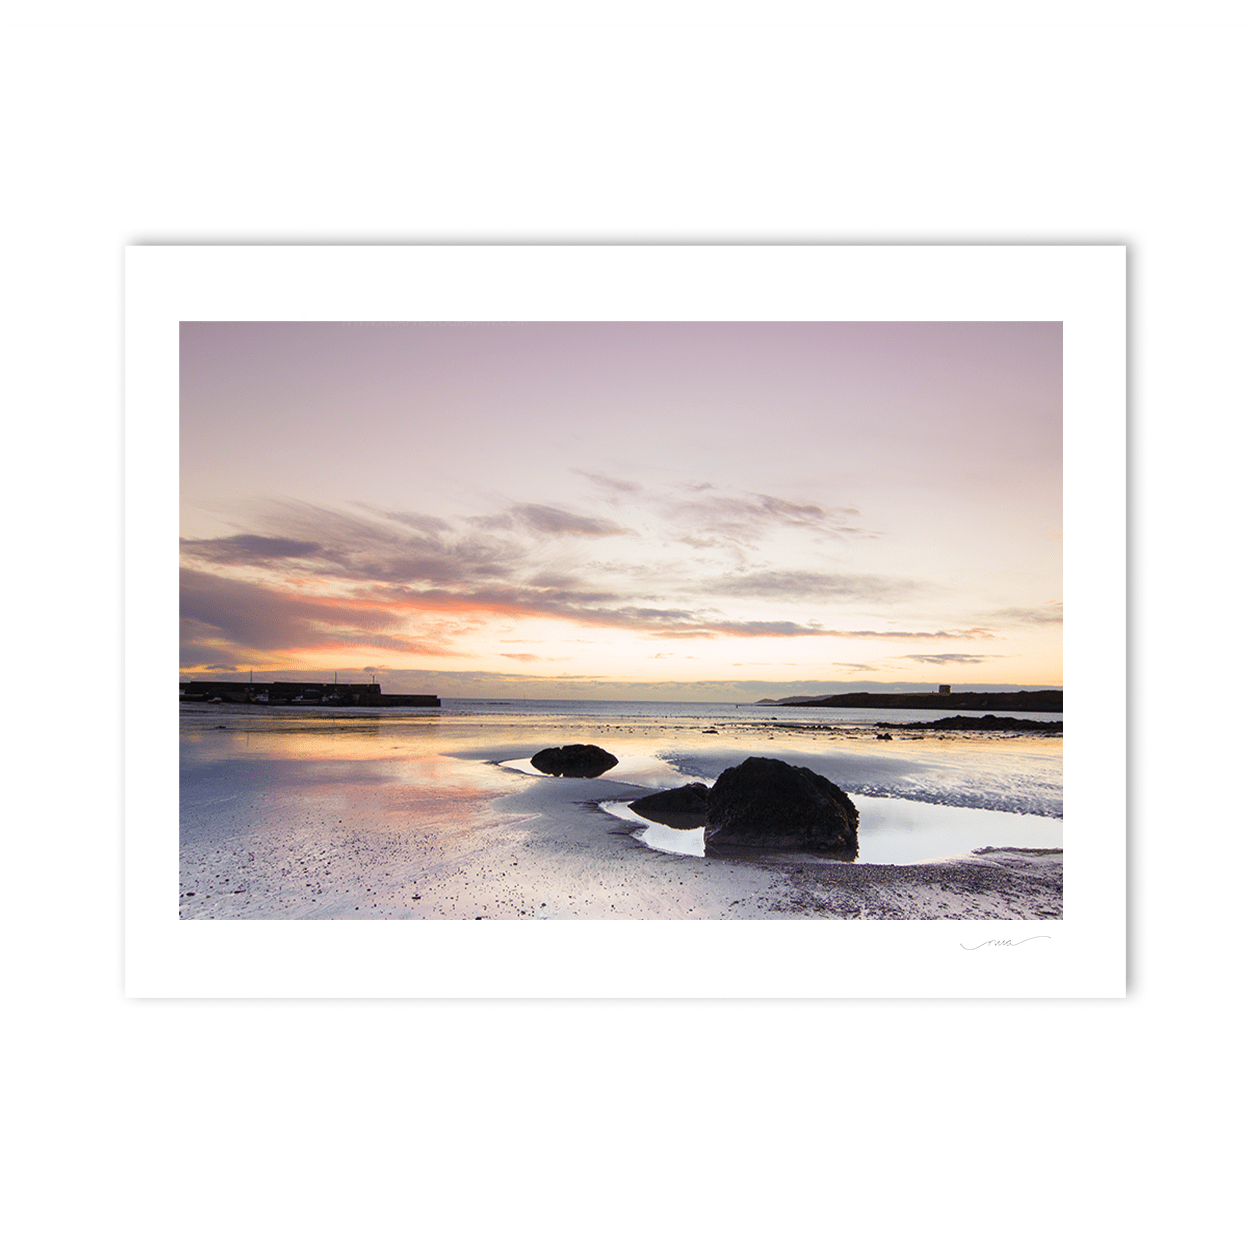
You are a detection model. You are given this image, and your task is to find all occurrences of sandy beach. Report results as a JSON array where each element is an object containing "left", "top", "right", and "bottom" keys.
[{"left": 180, "top": 706, "right": 1062, "bottom": 921}]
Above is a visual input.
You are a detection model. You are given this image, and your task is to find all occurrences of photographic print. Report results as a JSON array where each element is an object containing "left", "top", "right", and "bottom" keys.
[
  {"left": 127, "top": 246, "right": 1124, "bottom": 996},
  {"left": 179, "top": 319, "right": 1063, "bottom": 921}
]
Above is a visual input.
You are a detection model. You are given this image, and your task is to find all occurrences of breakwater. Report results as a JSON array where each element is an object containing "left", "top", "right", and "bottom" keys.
[{"left": 179, "top": 680, "right": 439, "bottom": 707}]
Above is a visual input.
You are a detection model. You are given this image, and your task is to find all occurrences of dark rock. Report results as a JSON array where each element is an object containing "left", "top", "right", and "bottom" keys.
[
  {"left": 628, "top": 782, "right": 710, "bottom": 829},
  {"left": 876, "top": 732, "right": 892, "bottom": 740},
  {"left": 704, "top": 756, "right": 858, "bottom": 858},
  {"left": 788, "top": 689, "right": 1062, "bottom": 712},
  {"left": 530, "top": 743, "right": 620, "bottom": 777},
  {"left": 875, "top": 715, "right": 1061, "bottom": 734}
]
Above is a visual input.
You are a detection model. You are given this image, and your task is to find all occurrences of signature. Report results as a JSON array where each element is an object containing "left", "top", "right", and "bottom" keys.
[{"left": 960, "top": 936, "right": 1052, "bottom": 950}]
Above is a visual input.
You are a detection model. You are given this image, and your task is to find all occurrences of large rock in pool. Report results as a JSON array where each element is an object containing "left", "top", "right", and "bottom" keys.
[
  {"left": 628, "top": 782, "right": 710, "bottom": 829},
  {"left": 530, "top": 744, "right": 619, "bottom": 778},
  {"left": 704, "top": 756, "right": 858, "bottom": 857}
]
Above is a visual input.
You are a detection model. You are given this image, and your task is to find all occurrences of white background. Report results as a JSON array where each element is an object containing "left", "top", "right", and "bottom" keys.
[
  {"left": 126, "top": 244, "right": 1123, "bottom": 998},
  {"left": 5, "top": 4, "right": 1243, "bottom": 1248}
]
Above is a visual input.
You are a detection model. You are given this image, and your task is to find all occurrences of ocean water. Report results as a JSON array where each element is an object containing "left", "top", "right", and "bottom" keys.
[
  {"left": 437, "top": 696, "right": 1061, "bottom": 728},
  {"left": 179, "top": 696, "right": 1061, "bottom": 915},
  {"left": 185, "top": 695, "right": 1060, "bottom": 729},
  {"left": 600, "top": 793, "right": 1060, "bottom": 862}
]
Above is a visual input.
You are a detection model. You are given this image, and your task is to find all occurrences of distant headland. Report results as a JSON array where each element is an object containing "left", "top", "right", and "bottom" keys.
[
  {"left": 180, "top": 680, "right": 439, "bottom": 708},
  {"left": 759, "top": 689, "right": 1062, "bottom": 713}
]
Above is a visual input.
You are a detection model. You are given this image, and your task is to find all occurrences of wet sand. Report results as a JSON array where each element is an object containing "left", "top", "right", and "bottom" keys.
[{"left": 179, "top": 711, "right": 1061, "bottom": 921}]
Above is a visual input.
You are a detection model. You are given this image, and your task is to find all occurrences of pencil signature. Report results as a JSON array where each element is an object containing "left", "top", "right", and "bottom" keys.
[{"left": 960, "top": 936, "right": 1052, "bottom": 950}]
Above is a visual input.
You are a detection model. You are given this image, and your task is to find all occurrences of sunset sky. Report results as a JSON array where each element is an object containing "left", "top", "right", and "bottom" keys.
[{"left": 179, "top": 320, "right": 1061, "bottom": 701}]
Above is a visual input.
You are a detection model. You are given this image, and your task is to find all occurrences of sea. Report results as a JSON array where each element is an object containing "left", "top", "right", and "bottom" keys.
[
  {"left": 409, "top": 697, "right": 1061, "bottom": 730},
  {"left": 181, "top": 695, "right": 1061, "bottom": 919}
]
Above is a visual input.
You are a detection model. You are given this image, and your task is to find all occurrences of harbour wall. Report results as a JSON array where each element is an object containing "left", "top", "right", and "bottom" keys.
[{"left": 179, "top": 680, "right": 439, "bottom": 707}]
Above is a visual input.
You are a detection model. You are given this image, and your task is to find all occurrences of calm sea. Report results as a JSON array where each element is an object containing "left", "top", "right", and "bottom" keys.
[
  {"left": 438, "top": 697, "right": 1061, "bottom": 726},
  {"left": 184, "top": 696, "right": 1060, "bottom": 728},
  {"left": 181, "top": 694, "right": 1063, "bottom": 889}
]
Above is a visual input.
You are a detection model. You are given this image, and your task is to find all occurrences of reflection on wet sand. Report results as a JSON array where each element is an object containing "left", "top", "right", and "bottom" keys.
[
  {"left": 180, "top": 706, "right": 1062, "bottom": 920},
  {"left": 602, "top": 792, "right": 1061, "bottom": 865}
]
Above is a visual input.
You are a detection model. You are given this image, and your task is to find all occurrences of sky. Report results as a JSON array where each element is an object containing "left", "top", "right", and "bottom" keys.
[{"left": 180, "top": 321, "right": 1062, "bottom": 701}]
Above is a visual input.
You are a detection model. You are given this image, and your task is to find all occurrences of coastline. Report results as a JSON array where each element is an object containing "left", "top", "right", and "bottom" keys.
[
  {"left": 480, "top": 772, "right": 1061, "bottom": 921},
  {"left": 763, "top": 848, "right": 1062, "bottom": 920},
  {"left": 180, "top": 711, "right": 1062, "bottom": 921}
]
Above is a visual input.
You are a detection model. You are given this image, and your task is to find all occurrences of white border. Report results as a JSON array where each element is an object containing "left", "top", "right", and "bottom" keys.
[{"left": 125, "top": 245, "right": 1124, "bottom": 998}]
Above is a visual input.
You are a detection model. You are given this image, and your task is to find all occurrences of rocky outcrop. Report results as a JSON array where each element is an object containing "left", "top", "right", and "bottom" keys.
[
  {"left": 530, "top": 744, "right": 619, "bottom": 777},
  {"left": 628, "top": 782, "right": 710, "bottom": 829},
  {"left": 704, "top": 757, "right": 858, "bottom": 858},
  {"left": 875, "top": 715, "right": 1061, "bottom": 734},
  {"left": 789, "top": 690, "right": 1062, "bottom": 712}
]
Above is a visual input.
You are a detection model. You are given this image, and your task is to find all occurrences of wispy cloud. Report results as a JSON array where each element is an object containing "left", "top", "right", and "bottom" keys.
[
  {"left": 182, "top": 560, "right": 988, "bottom": 663},
  {"left": 189, "top": 500, "right": 523, "bottom": 588},
  {"left": 899, "top": 653, "right": 1002, "bottom": 665},
  {"left": 179, "top": 494, "right": 1000, "bottom": 670},
  {"left": 181, "top": 568, "right": 465, "bottom": 660},
  {"left": 572, "top": 469, "right": 642, "bottom": 494},
  {"left": 828, "top": 627, "right": 997, "bottom": 640},
  {"left": 665, "top": 488, "right": 871, "bottom": 548},
  {"left": 180, "top": 534, "right": 323, "bottom": 565},
  {"left": 979, "top": 603, "right": 1064, "bottom": 626},
  {"left": 701, "top": 569, "right": 921, "bottom": 604},
  {"left": 355, "top": 506, "right": 453, "bottom": 536},
  {"left": 473, "top": 503, "right": 628, "bottom": 537}
]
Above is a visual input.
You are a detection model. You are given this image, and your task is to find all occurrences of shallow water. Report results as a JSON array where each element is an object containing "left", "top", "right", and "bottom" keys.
[
  {"left": 440, "top": 696, "right": 1061, "bottom": 728},
  {"left": 601, "top": 794, "right": 1060, "bottom": 864},
  {"left": 181, "top": 694, "right": 1061, "bottom": 739},
  {"left": 498, "top": 752, "right": 695, "bottom": 790},
  {"left": 180, "top": 699, "right": 1061, "bottom": 917}
]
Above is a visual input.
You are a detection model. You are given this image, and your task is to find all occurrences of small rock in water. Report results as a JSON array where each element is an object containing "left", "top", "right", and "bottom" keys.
[
  {"left": 629, "top": 782, "right": 710, "bottom": 830},
  {"left": 530, "top": 744, "right": 619, "bottom": 777}
]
